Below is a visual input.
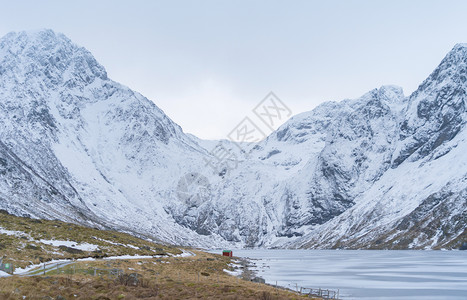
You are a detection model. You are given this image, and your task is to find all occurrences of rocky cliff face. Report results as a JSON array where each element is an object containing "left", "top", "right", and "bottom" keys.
[
  {"left": 0, "top": 30, "right": 465, "bottom": 249},
  {"left": 0, "top": 30, "right": 224, "bottom": 247},
  {"left": 285, "top": 45, "right": 467, "bottom": 249}
]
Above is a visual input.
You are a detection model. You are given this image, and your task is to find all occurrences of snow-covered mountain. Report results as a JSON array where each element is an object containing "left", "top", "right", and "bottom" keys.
[
  {"left": 0, "top": 29, "right": 227, "bottom": 247},
  {"left": 0, "top": 30, "right": 465, "bottom": 249}
]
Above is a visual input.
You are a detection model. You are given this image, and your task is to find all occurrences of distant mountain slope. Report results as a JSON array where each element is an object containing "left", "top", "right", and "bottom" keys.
[
  {"left": 0, "top": 30, "right": 465, "bottom": 249},
  {"left": 0, "top": 30, "right": 226, "bottom": 248},
  {"left": 287, "top": 44, "right": 467, "bottom": 249}
]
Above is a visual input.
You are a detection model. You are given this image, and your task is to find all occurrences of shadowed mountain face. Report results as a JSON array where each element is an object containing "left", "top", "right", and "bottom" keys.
[{"left": 0, "top": 30, "right": 465, "bottom": 249}]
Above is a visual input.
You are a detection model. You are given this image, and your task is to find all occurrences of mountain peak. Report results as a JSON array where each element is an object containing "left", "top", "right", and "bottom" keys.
[
  {"left": 10, "top": 28, "right": 62, "bottom": 39},
  {"left": 0, "top": 29, "right": 107, "bottom": 85},
  {"left": 0, "top": 29, "right": 71, "bottom": 53},
  {"left": 441, "top": 43, "right": 467, "bottom": 65},
  {"left": 453, "top": 43, "right": 467, "bottom": 50}
]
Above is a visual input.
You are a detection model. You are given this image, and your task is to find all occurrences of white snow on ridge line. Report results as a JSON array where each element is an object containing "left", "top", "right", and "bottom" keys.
[
  {"left": 93, "top": 237, "right": 119, "bottom": 245},
  {"left": 0, "top": 227, "right": 28, "bottom": 237},
  {"left": 40, "top": 240, "right": 99, "bottom": 251},
  {"left": 171, "top": 249, "right": 195, "bottom": 257},
  {"left": 14, "top": 254, "right": 183, "bottom": 275},
  {"left": 0, "top": 270, "right": 11, "bottom": 277},
  {"left": 102, "top": 255, "right": 154, "bottom": 260},
  {"left": 0, "top": 227, "right": 192, "bottom": 258},
  {"left": 223, "top": 269, "right": 242, "bottom": 276},
  {"left": 223, "top": 261, "right": 243, "bottom": 277},
  {"left": 0, "top": 228, "right": 98, "bottom": 252},
  {"left": 93, "top": 237, "right": 139, "bottom": 250}
]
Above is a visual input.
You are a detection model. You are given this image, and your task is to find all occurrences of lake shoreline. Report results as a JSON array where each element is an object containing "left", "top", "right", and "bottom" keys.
[{"left": 227, "top": 249, "right": 467, "bottom": 300}]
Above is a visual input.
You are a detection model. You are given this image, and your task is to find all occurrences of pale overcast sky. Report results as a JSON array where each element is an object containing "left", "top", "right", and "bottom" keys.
[{"left": 1, "top": 0, "right": 467, "bottom": 139}]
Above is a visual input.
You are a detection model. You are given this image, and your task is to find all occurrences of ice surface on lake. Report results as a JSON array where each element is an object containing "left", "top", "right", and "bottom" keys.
[{"left": 231, "top": 250, "right": 467, "bottom": 299}]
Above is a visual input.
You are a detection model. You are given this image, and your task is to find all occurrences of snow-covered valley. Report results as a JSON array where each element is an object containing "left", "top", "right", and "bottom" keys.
[{"left": 0, "top": 30, "right": 465, "bottom": 249}]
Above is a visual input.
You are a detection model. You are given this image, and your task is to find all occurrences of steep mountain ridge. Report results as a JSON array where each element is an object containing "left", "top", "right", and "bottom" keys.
[
  {"left": 0, "top": 30, "right": 465, "bottom": 249},
  {"left": 287, "top": 44, "right": 467, "bottom": 249},
  {"left": 0, "top": 30, "right": 227, "bottom": 247}
]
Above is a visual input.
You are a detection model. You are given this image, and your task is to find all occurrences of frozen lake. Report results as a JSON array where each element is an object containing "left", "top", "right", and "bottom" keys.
[{"left": 228, "top": 250, "right": 467, "bottom": 300}]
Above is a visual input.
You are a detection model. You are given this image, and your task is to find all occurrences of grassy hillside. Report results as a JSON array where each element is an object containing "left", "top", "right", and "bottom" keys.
[
  {"left": 0, "top": 210, "right": 180, "bottom": 268},
  {"left": 0, "top": 211, "right": 314, "bottom": 299}
]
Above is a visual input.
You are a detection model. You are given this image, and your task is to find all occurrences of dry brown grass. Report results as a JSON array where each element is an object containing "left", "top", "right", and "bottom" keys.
[
  {"left": 0, "top": 211, "right": 179, "bottom": 269},
  {"left": 0, "top": 250, "right": 317, "bottom": 299},
  {"left": 0, "top": 212, "right": 320, "bottom": 299}
]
